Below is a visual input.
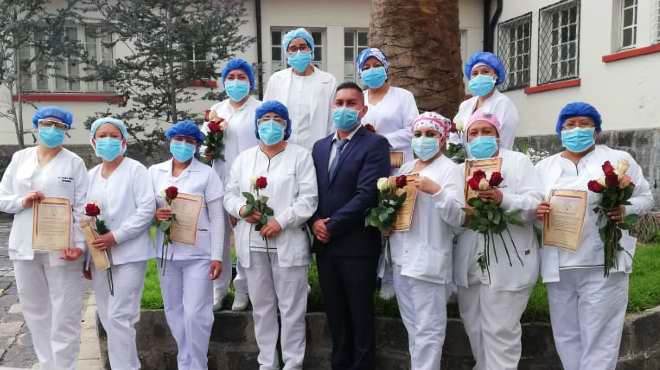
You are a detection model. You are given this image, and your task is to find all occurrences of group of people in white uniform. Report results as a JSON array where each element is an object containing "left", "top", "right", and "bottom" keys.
[{"left": 0, "top": 27, "right": 654, "bottom": 370}]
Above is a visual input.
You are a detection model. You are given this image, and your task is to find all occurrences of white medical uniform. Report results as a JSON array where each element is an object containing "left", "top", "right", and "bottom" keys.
[
  {"left": 224, "top": 144, "right": 318, "bottom": 370},
  {"left": 452, "top": 90, "right": 520, "bottom": 149},
  {"left": 149, "top": 158, "right": 226, "bottom": 370},
  {"left": 455, "top": 149, "right": 543, "bottom": 370},
  {"left": 86, "top": 157, "right": 155, "bottom": 370},
  {"left": 388, "top": 155, "right": 464, "bottom": 370},
  {"left": 535, "top": 145, "right": 653, "bottom": 370},
  {"left": 264, "top": 67, "right": 337, "bottom": 150},
  {"left": 0, "top": 147, "right": 87, "bottom": 370},
  {"left": 362, "top": 86, "right": 418, "bottom": 164},
  {"left": 206, "top": 96, "right": 261, "bottom": 301}
]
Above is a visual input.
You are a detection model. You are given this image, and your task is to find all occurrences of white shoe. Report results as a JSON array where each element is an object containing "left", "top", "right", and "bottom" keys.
[
  {"left": 213, "top": 290, "right": 226, "bottom": 311},
  {"left": 231, "top": 293, "right": 250, "bottom": 311},
  {"left": 379, "top": 283, "right": 396, "bottom": 300}
]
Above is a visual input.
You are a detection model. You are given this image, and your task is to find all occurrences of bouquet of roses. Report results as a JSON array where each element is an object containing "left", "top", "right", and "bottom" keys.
[
  {"left": 365, "top": 175, "right": 408, "bottom": 265},
  {"left": 149, "top": 186, "right": 178, "bottom": 274},
  {"left": 203, "top": 110, "right": 225, "bottom": 161},
  {"left": 465, "top": 170, "right": 524, "bottom": 278},
  {"left": 587, "top": 160, "right": 637, "bottom": 277},
  {"left": 84, "top": 202, "right": 114, "bottom": 295},
  {"left": 242, "top": 176, "right": 273, "bottom": 232}
]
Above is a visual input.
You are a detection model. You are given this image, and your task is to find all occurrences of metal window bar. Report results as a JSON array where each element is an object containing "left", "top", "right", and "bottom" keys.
[
  {"left": 620, "top": 0, "right": 638, "bottom": 49},
  {"left": 497, "top": 13, "right": 532, "bottom": 90},
  {"left": 656, "top": 0, "right": 660, "bottom": 42},
  {"left": 538, "top": 0, "right": 580, "bottom": 85}
]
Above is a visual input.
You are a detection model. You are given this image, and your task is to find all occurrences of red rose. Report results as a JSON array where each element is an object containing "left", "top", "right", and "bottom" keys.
[
  {"left": 208, "top": 121, "right": 222, "bottom": 134},
  {"left": 587, "top": 180, "right": 605, "bottom": 193},
  {"left": 467, "top": 177, "right": 481, "bottom": 191},
  {"left": 489, "top": 172, "right": 504, "bottom": 187},
  {"left": 602, "top": 161, "right": 615, "bottom": 176},
  {"left": 472, "top": 170, "right": 486, "bottom": 181},
  {"left": 605, "top": 173, "right": 619, "bottom": 188},
  {"left": 165, "top": 186, "right": 178, "bottom": 200},
  {"left": 85, "top": 203, "right": 100, "bottom": 217},
  {"left": 255, "top": 176, "right": 268, "bottom": 189},
  {"left": 395, "top": 175, "right": 407, "bottom": 189}
]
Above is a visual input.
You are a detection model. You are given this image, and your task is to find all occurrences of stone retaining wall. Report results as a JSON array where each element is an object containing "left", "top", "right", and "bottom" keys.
[{"left": 97, "top": 306, "right": 660, "bottom": 370}]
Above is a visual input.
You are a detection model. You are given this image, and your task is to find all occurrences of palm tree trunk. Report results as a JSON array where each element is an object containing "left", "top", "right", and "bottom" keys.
[{"left": 370, "top": 0, "right": 464, "bottom": 116}]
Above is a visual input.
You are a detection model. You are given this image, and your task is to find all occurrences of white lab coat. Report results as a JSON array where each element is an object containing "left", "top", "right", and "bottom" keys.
[
  {"left": 149, "top": 158, "right": 226, "bottom": 370},
  {"left": 362, "top": 86, "right": 418, "bottom": 164},
  {"left": 389, "top": 154, "right": 464, "bottom": 370},
  {"left": 224, "top": 143, "right": 318, "bottom": 370},
  {"left": 535, "top": 145, "right": 654, "bottom": 370},
  {"left": 453, "top": 90, "right": 520, "bottom": 149},
  {"left": 454, "top": 149, "right": 542, "bottom": 370},
  {"left": 86, "top": 157, "right": 155, "bottom": 370},
  {"left": 0, "top": 146, "right": 88, "bottom": 370},
  {"left": 264, "top": 67, "right": 337, "bottom": 150},
  {"left": 206, "top": 96, "right": 261, "bottom": 298}
]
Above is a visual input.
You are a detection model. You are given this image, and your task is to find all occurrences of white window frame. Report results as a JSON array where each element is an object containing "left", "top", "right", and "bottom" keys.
[
  {"left": 614, "top": 0, "right": 638, "bottom": 51},
  {"left": 343, "top": 29, "right": 368, "bottom": 82},
  {"left": 20, "top": 23, "right": 114, "bottom": 93},
  {"left": 497, "top": 13, "right": 532, "bottom": 90},
  {"left": 655, "top": 0, "right": 660, "bottom": 43},
  {"left": 270, "top": 27, "right": 326, "bottom": 75},
  {"left": 538, "top": 0, "right": 580, "bottom": 85}
]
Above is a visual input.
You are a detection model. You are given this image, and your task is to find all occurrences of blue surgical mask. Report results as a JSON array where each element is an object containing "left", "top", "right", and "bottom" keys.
[
  {"left": 412, "top": 137, "right": 440, "bottom": 161},
  {"left": 95, "top": 137, "right": 123, "bottom": 161},
  {"left": 468, "top": 136, "right": 499, "bottom": 159},
  {"left": 257, "top": 120, "right": 285, "bottom": 145},
  {"left": 468, "top": 74, "right": 496, "bottom": 97},
  {"left": 170, "top": 140, "right": 196, "bottom": 162},
  {"left": 38, "top": 126, "right": 65, "bottom": 148},
  {"left": 287, "top": 51, "right": 313, "bottom": 73},
  {"left": 361, "top": 66, "right": 387, "bottom": 89},
  {"left": 561, "top": 127, "right": 595, "bottom": 153},
  {"left": 224, "top": 79, "right": 250, "bottom": 102},
  {"left": 332, "top": 107, "right": 360, "bottom": 131}
]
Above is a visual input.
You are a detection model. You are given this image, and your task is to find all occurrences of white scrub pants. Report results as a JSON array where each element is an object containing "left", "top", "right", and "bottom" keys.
[
  {"left": 392, "top": 264, "right": 447, "bottom": 370},
  {"left": 214, "top": 218, "right": 248, "bottom": 298},
  {"left": 93, "top": 261, "right": 147, "bottom": 370},
  {"left": 547, "top": 269, "right": 628, "bottom": 370},
  {"left": 160, "top": 258, "right": 214, "bottom": 370},
  {"left": 13, "top": 254, "right": 84, "bottom": 370},
  {"left": 243, "top": 252, "right": 308, "bottom": 370},
  {"left": 457, "top": 283, "right": 532, "bottom": 370}
]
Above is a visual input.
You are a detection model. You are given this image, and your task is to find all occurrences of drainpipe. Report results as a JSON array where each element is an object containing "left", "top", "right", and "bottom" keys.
[
  {"left": 483, "top": 0, "right": 503, "bottom": 52},
  {"left": 255, "top": 0, "right": 264, "bottom": 99}
]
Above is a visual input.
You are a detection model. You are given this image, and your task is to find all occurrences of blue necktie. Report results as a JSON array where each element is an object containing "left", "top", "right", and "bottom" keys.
[{"left": 328, "top": 139, "right": 348, "bottom": 182}]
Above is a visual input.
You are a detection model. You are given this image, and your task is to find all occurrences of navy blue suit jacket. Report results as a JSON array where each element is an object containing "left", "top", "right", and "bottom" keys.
[{"left": 311, "top": 126, "right": 391, "bottom": 257}]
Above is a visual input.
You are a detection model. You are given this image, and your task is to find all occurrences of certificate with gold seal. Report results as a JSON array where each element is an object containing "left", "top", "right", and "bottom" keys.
[
  {"left": 32, "top": 197, "right": 71, "bottom": 251},
  {"left": 170, "top": 193, "right": 204, "bottom": 245},
  {"left": 464, "top": 157, "right": 502, "bottom": 201},
  {"left": 392, "top": 174, "right": 419, "bottom": 232},
  {"left": 543, "top": 189, "right": 587, "bottom": 251}
]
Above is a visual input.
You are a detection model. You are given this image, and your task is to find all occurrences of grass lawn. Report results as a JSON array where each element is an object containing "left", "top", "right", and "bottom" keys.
[{"left": 141, "top": 243, "right": 660, "bottom": 322}]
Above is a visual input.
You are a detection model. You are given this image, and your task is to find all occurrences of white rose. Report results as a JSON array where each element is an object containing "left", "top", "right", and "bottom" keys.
[
  {"left": 377, "top": 177, "right": 391, "bottom": 192},
  {"left": 454, "top": 119, "right": 464, "bottom": 132},
  {"left": 478, "top": 178, "right": 490, "bottom": 191},
  {"left": 250, "top": 176, "right": 257, "bottom": 187},
  {"left": 616, "top": 159, "right": 630, "bottom": 177}
]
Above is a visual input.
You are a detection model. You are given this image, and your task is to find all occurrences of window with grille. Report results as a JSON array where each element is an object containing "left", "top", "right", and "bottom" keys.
[
  {"left": 271, "top": 28, "right": 325, "bottom": 75},
  {"left": 538, "top": 0, "right": 580, "bottom": 85},
  {"left": 497, "top": 13, "right": 532, "bottom": 90},
  {"left": 344, "top": 29, "right": 368, "bottom": 82},
  {"left": 616, "top": 0, "right": 638, "bottom": 50}
]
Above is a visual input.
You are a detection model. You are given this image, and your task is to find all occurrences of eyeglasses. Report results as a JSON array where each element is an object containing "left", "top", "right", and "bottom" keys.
[
  {"left": 38, "top": 120, "right": 68, "bottom": 130},
  {"left": 287, "top": 44, "right": 310, "bottom": 53}
]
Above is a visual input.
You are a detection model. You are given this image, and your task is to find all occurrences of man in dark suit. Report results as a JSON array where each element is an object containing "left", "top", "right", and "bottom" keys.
[{"left": 310, "top": 81, "right": 390, "bottom": 370}]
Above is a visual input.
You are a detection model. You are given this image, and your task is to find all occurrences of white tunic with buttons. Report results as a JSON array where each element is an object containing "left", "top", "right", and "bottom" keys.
[
  {"left": 452, "top": 90, "right": 520, "bottom": 149},
  {"left": 149, "top": 158, "right": 225, "bottom": 261},
  {"left": 389, "top": 155, "right": 465, "bottom": 284},
  {"left": 535, "top": 145, "right": 654, "bottom": 282},
  {"left": 86, "top": 157, "right": 156, "bottom": 265}
]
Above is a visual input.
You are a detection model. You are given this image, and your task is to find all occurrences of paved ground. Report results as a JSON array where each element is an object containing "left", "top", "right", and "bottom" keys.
[{"left": 0, "top": 218, "right": 103, "bottom": 369}]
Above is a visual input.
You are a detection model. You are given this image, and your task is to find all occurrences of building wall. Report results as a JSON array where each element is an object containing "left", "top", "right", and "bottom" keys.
[{"left": 496, "top": 0, "right": 660, "bottom": 137}]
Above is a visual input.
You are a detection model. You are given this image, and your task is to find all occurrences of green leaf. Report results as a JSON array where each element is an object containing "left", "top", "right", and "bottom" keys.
[
  {"left": 264, "top": 207, "right": 274, "bottom": 216},
  {"left": 148, "top": 225, "right": 158, "bottom": 241},
  {"left": 242, "top": 192, "right": 255, "bottom": 203},
  {"left": 158, "top": 220, "right": 171, "bottom": 231},
  {"left": 243, "top": 204, "right": 254, "bottom": 215}
]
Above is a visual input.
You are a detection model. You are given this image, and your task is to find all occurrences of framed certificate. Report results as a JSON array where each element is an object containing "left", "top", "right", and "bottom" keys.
[
  {"left": 543, "top": 189, "right": 588, "bottom": 251},
  {"left": 390, "top": 152, "right": 404, "bottom": 169},
  {"left": 464, "top": 157, "right": 502, "bottom": 201},
  {"left": 32, "top": 197, "right": 71, "bottom": 251},
  {"left": 170, "top": 193, "right": 203, "bottom": 245},
  {"left": 80, "top": 219, "right": 111, "bottom": 271},
  {"left": 392, "top": 174, "right": 419, "bottom": 232}
]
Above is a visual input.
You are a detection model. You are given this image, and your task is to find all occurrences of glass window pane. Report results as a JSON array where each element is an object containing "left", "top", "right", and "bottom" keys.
[
  {"left": 561, "top": 9, "right": 569, "bottom": 26},
  {"left": 569, "top": 42, "right": 576, "bottom": 57},
  {"left": 570, "top": 7, "right": 577, "bottom": 23},
  {"left": 271, "top": 31, "right": 281, "bottom": 45},
  {"left": 271, "top": 47, "right": 281, "bottom": 61},
  {"left": 344, "top": 31, "right": 354, "bottom": 46},
  {"left": 358, "top": 32, "right": 368, "bottom": 46},
  {"left": 624, "top": 0, "right": 635, "bottom": 7},
  {"left": 552, "top": 12, "right": 559, "bottom": 27},
  {"left": 624, "top": 8, "right": 634, "bottom": 26},
  {"left": 314, "top": 47, "right": 321, "bottom": 61},
  {"left": 623, "top": 28, "right": 633, "bottom": 46},
  {"left": 344, "top": 47, "right": 354, "bottom": 62},
  {"left": 312, "top": 32, "right": 322, "bottom": 46},
  {"left": 55, "top": 62, "right": 66, "bottom": 90},
  {"left": 569, "top": 25, "right": 577, "bottom": 40}
]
